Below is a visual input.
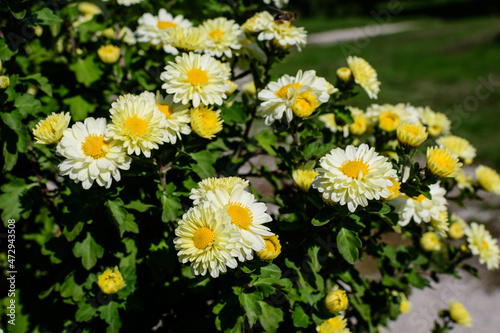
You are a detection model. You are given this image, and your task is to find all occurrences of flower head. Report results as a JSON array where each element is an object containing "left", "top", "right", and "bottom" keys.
[
  {"left": 465, "top": 222, "right": 500, "bottom": 270},
  {"left": 455, "top": 169, "right": 474, "bottom": 191},
  {"left": 292, "top": 165, "right": 319, "bottom": 192},
  {"left": 449, "top": 300, "right": 472, "bottom": 327},
  {"left": 166, "top": 26, "right": 205, "bottom": 53},
  {"left": 399, "top": 293, "right": 411, "bottom": 314},
  {"left": 347, "top": 56, "right": 380, "bottom": 99},
  {"left": 366, "top": 103, "right": 419, "bottom": 132},
  {"left": 325, "top": 290, "right": 349, "bottom": 313},
  {"left": 420, "top": 232, "right": 441, "bottom": 251},
  {"left": 475, "top": 165, "right": 500, "bottom": 194},
  {"left": 316, "top": 315, "right": 350, "bottom": 333},
  {"left": 190, "top": 105, "right": 223, "bottom": 140},
  {"left": 98, "top": 266, "right": 126, "bottom": 294},
  {"left": 426, "top": 146, "right": 462, "bottom": 178},
  {"left": 57, "top": 117, "right": 131, "bottom": 189},
  {"left": 256, "top": 235, "right": 281, "bottom": 261},
  {"left": 189, "top": 176, "right": 249, "bottom": 205},
  {"left": 437, "top": 135, "right": 476, "bottom": 165},
  {"left": 313, "top": 144, "right": 397, "bottom": 212},
  {"left": 33, "top": 112, "right": 71, "bottom": 145},
  {"left": 106, "top": 94, "right": 168, "bottom": 157},
  {"left": 0, "top": 75, "right": 10, "bottom": 89},
  {"left": 174, "top": 204, "right": 241, "bottom": 278},
  {"left": 97, "top": 45, "right": 120, "bottom": 64},
  {"left": 161, "top": 52, "right": 229, "bottom": 108},
  {"left": 384, "top": 177, "right": 401, "bottom": 201},
  {"left": 397, "top": 123, "right": 428, "bottom": 148},
  {"left": 418, "top": 106, "right": 451, "bottom": 137},
  {"left": 448, "top": 214, "right": 467, "bottom": 239},
  {"left": 292, "top": 90, "right": 321, "bottom": 118},
  {"left": 336, "top": 67, "right": 352, "bottom": 82},
  {"left": 430, "top": 210, "right": 449, "bottom": 237},
  {"left": 199, "top": 17, "right": 243, "bottom": 58}
]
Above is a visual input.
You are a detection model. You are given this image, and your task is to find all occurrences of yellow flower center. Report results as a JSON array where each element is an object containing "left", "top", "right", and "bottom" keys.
[
  {"left": 157, "top": 21, "right": 177, "bottom": 30},
  {"left": 413, "top": 194, "right": 427, "bottom": 202},
  {"left": 482, "top": 240, "right": 489, "bottom": 249},
  {"left": 187, "top": 68, "right": 209, "bottom": 85},
  {"left": 209, "top": 29, "right": 223, "bottom": 40},
  {"left": 292, "top": 91, "right": 319, "bottom": 118},
  {"left": 82, "top": 134, "right": 109, "bottom": 159},
  {"left": 193, "top": 227, "right": 214, "bottom": 249},
  {"left": 227, "top": 202, "right": 253, "bottom": 230},
  {"left": 125, "top": 116, "right": 148, "bottom": 136},
  {"left": 157, "top": 103, "right": 173, "bottom": 118},
  {"left": 379, "top": 112, "right": 400, "bottom": 132},
  {"left": 275, "top": 82, "right": 302, "bottom": 98},
  {"left": 341, "top": 159, "right": 369, "bottom": 179}
]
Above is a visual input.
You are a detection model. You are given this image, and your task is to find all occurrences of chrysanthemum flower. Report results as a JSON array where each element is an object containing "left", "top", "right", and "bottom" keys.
[
  {"left": 347, "top": 56, "right": 380, "bottom": 99},
  {"left": 426, "top": 146, "right": 462, "bottom": 178},
  {"left": 465, "top": 222, "right": 500, "bottom": 270},
  {"left": 174, "top": 204, "right": 241, "bottom": 278},
  {"left": 393, "top": 182, "right": 447, "bottom": 226},
  {"left": 325, "top": 290, "right": 349, "bottom": 314},
  {"left": 241, "top": 11, "right": 275, "bottom": 35},
  {"left": 448, "top": 213, "right": 467, "bottom": 239},
  {"left": 140, "top": 91, "right": 191, "bottom": 144},
  {"left": 256, "top": 235, "right": 281, "bottom": 261},
  {"left": 115, "top": 0, "right": 143, "bottom": 6},
  {"left": 258, "top": 70, "right": 329, "bottom": 125},
  {"left": 199, "top": 17, "right": 243, "bottom": 58},
  {"left": 420, "top": 232, "right": 441, "bottom": 252},
  {"left": 437, "top": 135, "right": 476, "bottom": 165},
  {"left": 449, "top": 300, "right": 472, "bottom": 327},
  {"left": 418, "top": 106, "right": 451, "bottom": 137},
  {"left": 106, "top": 94, "right": 168, "bottom": 157},
  {"left": 190, "top": 105, "right": 223, "bottom": 140},
  {"left": 161, "top": 52, "right": 229, "bottom": 108},
  {"left": 292, "top": 90, "right": 321, "bottom": 118},
  {"left": 98, "top": 266, "right": 126, "bottom": 294},
  {"left": 205, "top": 185, "right": 274, "bottom": 261},
  {"left": 263, "top": 0, "right": 289, "bottom": 9},
  {"left": 455, "top": 168, "right": 474, "bottom": 191},
  {"left": 97, "top": 45, "right": 120, "bottom": 64},
  {"left": 260, "top": 20, "right": 307, "bottom": 51},
  {"left": 32, "top": 112, "right": 71, "bottom": 145},
  {"left": 78, "top": 2, "right": 102, "bottom": 21},
  {"left": 397, "top": 123, "right": 428, "bottom": 148},
  {"left": 101, "top": 26, "right": 136, "bottom": 45},
  {"left": 292, "top": 165, "right": 319, "bottom": 192},
  {"left": 313, "top": 144, "right": 397, "bottom": 212},
  {"left": 348, "top": 106, "right": 371, "bottom": 136},
  {"left": 316, "top": 315, "right": 350, "bottom": 333},
  {"left": 366, "top": 104, "right": 419, "bottom": 132},
  {"left": 336, "top": 67, "right": 352, "bottom": 82},
  {"left": 189, "top": 176, "right": 249, "bottom": 205},
  {"left": 166, "top": 26, "right": 205, "bottom": 53},
  {"left": 0, "top": 75, "right": 9, "bottom": 89},
  {"left": 475, "top": 165, "right": 500, "bottom": 195},
  {"left": 399, "top": 293, "right": 411, "bottom": 314},
  {"left": 430, "top": 210, "right": 449, "bottom": 237},
  {"left": 384, "top": 177, "right": 401, "bottom": 201},
  {"left": 57, "top": 117, "right": 132, "bottom": 190}
]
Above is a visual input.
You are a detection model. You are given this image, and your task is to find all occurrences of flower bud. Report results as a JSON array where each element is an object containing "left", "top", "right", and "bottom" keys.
[
  {"left": 97, "top": 45, "right": 121, "bottom": 64},
  {"left": 420, "top": 232, "right": 441, "bottom": 252},
  {"left": 325, "top": 289, "right": 349, "bottom": 313},
  {"left": 0, "top": 75, "right": 10, "bottom": 89},
  {"left": 256, "top": 235, "right": 281, "bottom": 261},
  {"left": 98, "top": 266, "right": 126, "bottom": 294},
  {"left": 336, "top": 67, "right": 352, "bottom": 82}
]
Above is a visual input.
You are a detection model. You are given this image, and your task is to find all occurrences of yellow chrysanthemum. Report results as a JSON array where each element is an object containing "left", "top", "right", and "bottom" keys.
[
  {"left": 161, "top": 52, "right": 229, "bottom": 108},
  {"left": 189, "top": 176, "right": 249, "bottom": 205},
  {"left": 397, "top": 123, "right": 428, "bottom": 148},
  {"left": 316, "top": 315, "right": 349, "bottom": 333},
  {"left": 325, "top": 290, "right": 349, "bottom": 314},
  {"left": 349, "top": 111, "right": 369, "bottom": 136},
  {"left": 166, "top": 26, "right": 204, "bottom": 53},
  {"left": 0, "top": 75, "right": 10, "bottom": 89},
  {"left": 98, "top": 266, "right": 126, "bottom": 294},
  {"left": 475, "top": 165, "right": 500, "bottom": 195},
  {"left": 420, "top": 232, "right": 441, "bottom": 252},
  {"left": 455, "top": 168, "right": 474, "bottom": 191},
  {"left": 78, "top": 2, "right": 102, "bottom": 21},
  {"left": 190, "top": 105, "right": 223, "bottom": 140},
  {"left": 97, "top": 45, "right": 120, "bottom": 64},
  {"left": 430, "top": 210, "right": 449, "bottom": 237},
  {"left": 256, "top": 235, "right": 281, "bottom": 261},
  {"left": 449, "top": 300, "right": 472, "bottom": 327},
  {"left": 32, "top": 112, "right": 71, "bottom": 145},
  {"left": 106, "top": 94, "right": 169, "bottom": 157},
  {"left": 426, "top": 146, "right": 462, "bottom": 178},
  {"left": 418, "top": 106, "right": 451, "bottom": 137},
  {"left": 292, "top": 90, "right": 321, "bottom": 118},
  {"left": 465, "top": 222, "right": 500, "bottom": 270},
  {"left": 437, "top": 135, "right": 476, "bottom": 165},
  {"left": 336, "top": 67, "right": 352, "bottom": 82},
  {"left": 384, "top": 177, "right": 401, "bottom": 201},
  {"left": 399, "top": 293, "right": 412, "bottom": 314},
  {"left": 242, "top": 81, "right": 256, "bottom": 96},
  {"left": 448, "top": 214, "right": 467, "bottom": 239},
  {"left": 347, "top": 56, "right": 380, "bottom": 99},
  {"left": 292, "top": 166, "right": 319, "bottom": 192}
]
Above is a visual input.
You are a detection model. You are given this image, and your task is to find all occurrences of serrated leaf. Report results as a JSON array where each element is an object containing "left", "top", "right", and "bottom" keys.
[
  {"left": 35, "top": 8, "right": 63, "bottom": 25},
  {"left": 14, "top": 93, "right": 42, "bottom": 117},
  {"left": 239, "top": 292, "right": 263, "bottom": 327},
  {"left": 311, "top": 207, "right": 337, "bottom": 226},
  {"left": 19, "top": 73, "right": 52, "bottom": 96},
  {"left": 60, "top": 272, "right": 85, "bottom": 302},
  {"left": 292, "top": 304, "right": 311, "bottom": 328},
  {"left": 99, "top": 302, "right": 121, "bottom": 332},
  {"left": 75, "top": 301, "right": 97, "bottom": 322},
  {"left": 69, "top": 55, "right": 103, "bottom": 87},
  {"left": 63, "top": 95, "right": 96, "bottom": 121},
  {"left": 123, "top": 200, "right": 155, "bottom": 212},
  {"left": 221, "top": 102, "right": 247, "bottom": 125},
  {"left": 106, "top": 199, "right": 139, "bottom": 237},
  {"left": 258, "top": 301, "right": 284, "bottom": 332},
  {"left": 190, "top": 150, "right": 219, "bottom": 179},
  {"left": 0, "top": 176, "right": 37, "bottom": 223},
  {"left": 255, "top": 129, "right": 277, "bottom": 156},
  {"left": 337, "top": 228, "right": 362, "bottom": 264},
  {"left": 161, "top": 195, "right": 182, "bottom": 222},
  {"left": 63, "top": 221, "right": 85, "bottom": 242},
  {"left": 73, "top": 232, "right": 104, "bottom": 270},
  {"left": 1, "top": 111, "right": 22, "bottom": 131}
]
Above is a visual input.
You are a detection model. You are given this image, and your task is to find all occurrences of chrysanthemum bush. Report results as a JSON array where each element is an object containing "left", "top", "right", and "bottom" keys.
[{"left": 1, "top": 1, "right": 499, "bottom": 332}]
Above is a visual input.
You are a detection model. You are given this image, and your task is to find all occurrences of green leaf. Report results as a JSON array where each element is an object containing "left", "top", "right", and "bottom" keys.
[
  {"left": 0, "top": 39, "right": 17, "bottom": 59},
  {"left": 14, "top": 93, "right": 42, "bottom": 117},
  {"left": 73, "top": 232, "right": 104, "bottom": 270},
  {"left": 60, "top": 272, "right": 85, "bottom": 302},
  {"left": 303, "top": 141, "right": 335, "bottom": 160},
  {"left": 0, "top": 176, "right": 37, "bottom": 223},
  {"left": 337, "top": 228, "right": 362, "bottom": 264},
  {"left": 19, "top": 73, "right": 52, "bottom": 96},
  {"left": 106, "top": 199, "right": 139, "bottom": 237},
  {"left": 221, "top": 102, "right": 247, "bottom": 124},
  {"left": 123, "top": 200, "right": 155, "bottom": 212},
  {"left": 63, "top": 221, "right": 85, "bottom": 242},
  {"left": 161, "top": 194, "right": 182, "bottom": 222},
  {"left": 406, "top": 268, "right": 429, "bottom": 289},
  {"left": 35, "top": 8, "right": 63, "bottom": 25},
  {"left": 99, "top": 302, "right": 121, "bottom": 332},
  {"left": 75, "top": 301, "right": 97, "bottom": 322},
  {"left": 1, "top": 111, "right": 22, "bottom": 131},
  {"left": 292, "top": 304, "right": 311, "bottom": 328},
  {"left": 239, "top": 292, "right": 263, "bottom": 327},
  {"left": 63, "top": 95, "right": 96, "bottom": 121},
  {"left": 190, "top": 150, "right": 219, "bottom": 179},
  {"left": 69, "top": 55, "right": 103, "bottom": 87},
  {"left": 258, "top": 301, "right": 284, "bottom": 332},
  {"left": 311, "top": 207, "right": 337, "bottom": 226},
  {"left": 255, "top": 129, "right": 277, "bottom": 156}
]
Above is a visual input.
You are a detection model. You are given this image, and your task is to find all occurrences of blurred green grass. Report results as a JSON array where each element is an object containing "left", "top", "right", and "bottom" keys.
[{"left": 271, "top": 16, "right": 500, "bottom": 167}]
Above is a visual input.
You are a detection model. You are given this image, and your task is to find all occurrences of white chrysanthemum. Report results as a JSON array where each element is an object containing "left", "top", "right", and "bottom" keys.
[
  {"left": 199, "top": 17, "right": 243, "bottom": 58},
  {"left": 366, "top": 103, "right": 420, "bottom": 132},
  {"left": 312, "top": 144, "right": 397, "bottom": 212},
  {"left": 140, "top": 91, "right": 191, "bottom": 144},
  {"left": 258, "top": 20, "right": 307, "bottom": 51},
  {"left": 205, "top": 185, "right": 274, "bottom": 261},
  {"left": 136, "top": 9, "right": 192, "bottom": 54},
  {"left": 174, "top": 204, "right": 241, "bottom": 278},
  {"left": 241, "top": 11, "right": 275, "bottom": 35},
  {"left": 436, "top": 135, "right": 476, "bottom": 165},
  {"left": 106, "top": 94, "right": 168, "bottom": 157},
  {"left": 258, "top": 69, "right": 329, "bottom": 125},
  {"left": 263, "top": 0, "right": 289, "bottom": 9},
  {"left": 103, "top": 0, "right": 143, "bottom": 6},
  {"left": 392, "top": 182, "right": 447, "bottom": 226},
  {"left": 57, "top": 118, "right": 131, "bottom": 190},
  {"left": 190, "top": 177, "right": 250, "bottom": 205},
  {"left": 347, "top": 56, "right": 380, "bottom": 99},
  {"left": 160, "top": 52, "right": 230, "bottom": 107},
  {"left": 418, "top": 106, "right": 451, "bottom": 137},
  {"left": 167, "top": 26, "right": 205, "bottom": 53},
  {"left": 465, "top": 222, "right": 500, "bottom": 270}
]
